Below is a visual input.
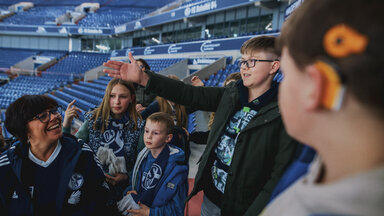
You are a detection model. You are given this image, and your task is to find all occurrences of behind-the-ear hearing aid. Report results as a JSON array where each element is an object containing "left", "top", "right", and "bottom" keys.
[
  {"left": 314, "top": 60, "right": 345, "bottom": 111},
  {"left": 316, "top": 24, "right": 368, "bottom": 111}
]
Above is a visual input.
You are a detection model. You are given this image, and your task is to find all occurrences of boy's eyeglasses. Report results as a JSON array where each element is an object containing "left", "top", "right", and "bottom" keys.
[
  {"left": 138, "top": 65, "right": 145, "bottom": 69},
  {"left": 29, "top": 107, "right": 63, "bottom": 123},
  {"left": 238, "top": 59, "right": 278, "bottom": 68}
]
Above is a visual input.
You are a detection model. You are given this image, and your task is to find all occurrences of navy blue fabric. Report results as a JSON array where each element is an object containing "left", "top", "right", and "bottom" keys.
[
  {"left": 21, "top": 151, "right": 62, "bottom": 215},
  {"left": 140, "top": 100, "right": 160, "bottom": 120},
  {"left": 269, "top": 145, "right": 316, "bottom": 201},
  {"left": 131, "top": 145, "right": 188, "bottom": 215},
  {"left": 132, "top": 145, "right": 170, "bottom": 206},
  {"left": 0, "top": 134, "right": 109, "bottom": 216}
]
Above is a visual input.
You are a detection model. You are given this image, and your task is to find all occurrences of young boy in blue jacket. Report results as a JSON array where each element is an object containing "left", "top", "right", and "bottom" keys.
[{"left": 117, "top": 112, "right": 188, "bottom": 216}]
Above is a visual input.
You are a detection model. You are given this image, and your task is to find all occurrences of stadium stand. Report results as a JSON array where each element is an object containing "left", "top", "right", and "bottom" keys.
[
  {"left": 0, "top": 48, "right": 40, "bottom": 70},
  {"left": 145, "top": 58, "right": 185, "bottom": 72},
  {"left": 1, "top": 6, "right": 74, "bottom": 25},
  {"left": 0, "top": 75, "right": 68, "bottom": 109},
  {"left": 78, "top": 6, "right": 152, "bottom": 27},
  {"left": 39, "top": 50, "right": 68, "bottom": 60},
  {"left": 44, "top": 51, "right": 110, "bottom": 79}
]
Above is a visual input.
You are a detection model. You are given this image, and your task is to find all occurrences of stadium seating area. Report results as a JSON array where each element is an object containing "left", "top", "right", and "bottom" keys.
[
  {"left": 145, "top": 58, "right": 185, "bottom": 72},
  {"left": 48, "top": 75, "right": 111, "bottom": 121},
  {"left": 45, "top": 51, "right": 110, "bottom": 79},
  {"left": 0, "top": 0, "right": 172, "bottom": 6},
  {"left": 0, "top": 75, "right": 69, "bottom": 109},
  {"left": 1, "top": 6, "right": 73, "bottom": 25},
  {"left": 203, "top": 62, "right": 240, "bottom": 87},
  {"left": 0, "top": 48, "right": 40, "bottom": 70},
  {"left": 0, "top": 48, "right": 68, "bottom": 72},
  {"left": 78, "top": 7, "right": 152, "bottom": 27},
  {"left": 39, "top": 50, "right": 68, "bottom": 59},
  {"left": 0, "top": 73, "right": 8, "bottom": 79}
]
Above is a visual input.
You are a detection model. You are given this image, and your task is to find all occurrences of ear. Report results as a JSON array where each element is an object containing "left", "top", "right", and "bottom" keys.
[
  {"left": 165, "top": 133, "right": 173, "bottom": 143},
  {"left": 303, "top": 64, "right": 323, "bottom": 111},
  {"left": 269, "top": 60, "right": 280, "bottom": 75},
  {"left": 313, "top": 60, "right": 345, "bottom": 110}
]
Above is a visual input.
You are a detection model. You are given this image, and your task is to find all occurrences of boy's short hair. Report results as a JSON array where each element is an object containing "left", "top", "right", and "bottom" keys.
[
  {"left": 240, "top": 36, "right": 278, "bottom": 57},
  {"left": 147, "top": 112, "right": 174, "bottom": 134},
  {"left": 136, "top": 58, "right": 151, "bottom": 70},
  {"left": 277, "top": 0, "right": 384, "bottom": 115}
]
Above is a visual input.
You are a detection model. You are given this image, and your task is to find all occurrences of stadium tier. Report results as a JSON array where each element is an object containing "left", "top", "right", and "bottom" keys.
[
  {"left": 44, "top": 51, "right": 110, "bottom": 78},
  {"left": 77, "top": 7, "right": 153, "bottom": 28},
  {"left": 0, "top": 48, "right": 40, "bottom": 70},
  {"left": 1, "top": 6, "right": 74, "bottom": 25},
  {"left": 0, "top": 75, "right": 68, "bottom": 109}
]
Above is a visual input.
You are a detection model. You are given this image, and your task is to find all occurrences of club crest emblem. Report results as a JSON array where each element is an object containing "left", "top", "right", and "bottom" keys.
[
  {"left": 142, "top": 164, "right": 162, "bottom": 190},
  {"left": 68, "top": 173, "right": 84, "bottom": 190}
]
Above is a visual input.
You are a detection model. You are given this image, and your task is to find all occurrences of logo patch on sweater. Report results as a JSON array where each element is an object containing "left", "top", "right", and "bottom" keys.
[
  {"left": 68, "top": 173, "right": 84, "bottom": 190},
  {"left": 142, "top": 164, "right": 162, "bottom": 190}
]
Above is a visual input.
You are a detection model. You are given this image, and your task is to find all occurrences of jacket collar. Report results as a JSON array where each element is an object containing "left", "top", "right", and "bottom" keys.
[{"left": 237, "top": 80, "right": 279, "bottom": 111}]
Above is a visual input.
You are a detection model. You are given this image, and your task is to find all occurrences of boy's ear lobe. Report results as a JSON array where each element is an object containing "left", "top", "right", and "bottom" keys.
[
  {"left": 270, "top": 60, "right": 280, "bottom": 74},
  {"left": 165, "top": 134, "right": 173, "bottom": 143},
  {"left": 304, "top": 65, "right": 323, "bottom": 111}
]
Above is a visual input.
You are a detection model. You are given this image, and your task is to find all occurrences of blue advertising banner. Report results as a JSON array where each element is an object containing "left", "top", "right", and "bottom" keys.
[
  {"left": 0, "top": 24, "right": 113, "bottom": 35},
  {"left": 114, "top": 0, "right": 258, "bottom": 34},
  {"left": 110, "top": 34, "right": 278, "bottom": 57}
]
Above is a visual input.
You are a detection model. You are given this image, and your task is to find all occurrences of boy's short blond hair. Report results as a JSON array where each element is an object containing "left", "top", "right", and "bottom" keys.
[{"left": 147, "top": 112, "right": 174, "bottom": 134}]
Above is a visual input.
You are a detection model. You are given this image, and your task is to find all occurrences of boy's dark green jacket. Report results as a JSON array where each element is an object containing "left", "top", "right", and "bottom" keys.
[{"left": 145, "top": 71, "right": 298, "bottom": 215}]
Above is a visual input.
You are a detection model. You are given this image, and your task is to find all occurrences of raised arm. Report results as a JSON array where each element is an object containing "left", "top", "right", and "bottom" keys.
[{"left": 103, "top": 52, "right": 149, "bottom": 87}]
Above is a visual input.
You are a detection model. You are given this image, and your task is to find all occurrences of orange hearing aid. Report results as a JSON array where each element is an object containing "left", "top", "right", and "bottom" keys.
[{"left": 314, "top": 60, "right": 345, "bottom": 111}]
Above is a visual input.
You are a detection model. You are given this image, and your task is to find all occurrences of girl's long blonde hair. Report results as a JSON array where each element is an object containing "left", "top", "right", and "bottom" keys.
[
  {"left": 91, "top": 78, "right": 141, "bottom": 132},
  {"left": 156, "top": 75, "right": 187, "bottom": 128}
]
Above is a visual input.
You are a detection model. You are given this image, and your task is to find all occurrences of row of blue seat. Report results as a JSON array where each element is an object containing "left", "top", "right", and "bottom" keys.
[
  {"left": 45, "top": 52, "right": 110, "bottom": 78},
  {"left": 1, "top": 6, "right": 74, "bottom": 25},
  {"left": 54, "top": 90, "right": 96, "bottom": 112},
  {"left": 63, "top": 87, "right": 102, "bottom": 106},
  {"left": 78, "top": 6, "right": 152, "bottom": 27},
  {"left": 71, "top": 84, "right": 105, "bottom": 98},
  {"left": 0, "top": 48, "right": 41, "bottom": 69},
  {"left": 47, "top": 94, "right": 85, "bottom": 121},
  {"left": 78, "top": 81, "right": 106, "bottom": 91},
  {"left": 0, "top": 74, "right": 69, "bottom": 109},
  {"left": 0, "top": 5, "right": 152, "bottom": 27}
]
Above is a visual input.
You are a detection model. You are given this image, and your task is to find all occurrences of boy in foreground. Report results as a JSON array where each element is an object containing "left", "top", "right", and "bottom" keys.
[{"left": 262, "top": 0, "right": 384, "bottom": 215}]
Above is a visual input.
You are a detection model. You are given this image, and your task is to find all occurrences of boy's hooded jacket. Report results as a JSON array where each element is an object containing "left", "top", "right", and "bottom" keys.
[{"left": 131, "top": 145, "right": 188, "bottom": 216}]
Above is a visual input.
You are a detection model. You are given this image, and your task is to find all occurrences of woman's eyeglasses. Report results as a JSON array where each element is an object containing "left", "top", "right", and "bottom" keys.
[{"left": 29, "top": 107, "right": 63, "bottom": 123}]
